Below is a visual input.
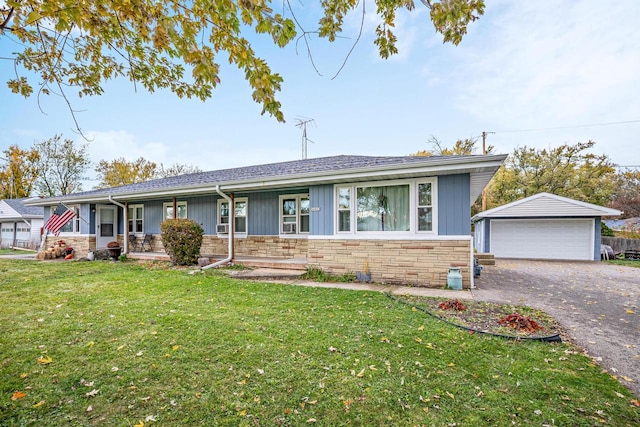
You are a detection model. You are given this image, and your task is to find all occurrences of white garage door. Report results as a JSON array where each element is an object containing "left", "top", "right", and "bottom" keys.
[{"left": 491, "top": 219, "right": 594, "bottom": 260}]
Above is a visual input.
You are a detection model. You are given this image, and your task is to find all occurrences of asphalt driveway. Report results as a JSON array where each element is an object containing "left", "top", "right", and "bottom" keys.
[{"left": 472, "top": 260, "right": 640, "bottom": 397}]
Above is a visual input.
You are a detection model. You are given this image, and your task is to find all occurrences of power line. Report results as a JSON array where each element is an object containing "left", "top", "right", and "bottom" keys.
[{"left": 494, "top": 119, "right": 640, "bottom": 134}]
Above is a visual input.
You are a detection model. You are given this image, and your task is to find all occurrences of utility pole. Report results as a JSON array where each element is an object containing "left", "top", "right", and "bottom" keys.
[
  {"left": 295, "top": 117, "right": 316, "bottom": 160},
  {"left": 480, "top": 131, "right": 495, "bottom": 211}
]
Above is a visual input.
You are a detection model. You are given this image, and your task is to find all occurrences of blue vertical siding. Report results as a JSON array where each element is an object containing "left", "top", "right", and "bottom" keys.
[
  {"left": 594, "top": 217, "right": 601, "bottom": 260},
  {"left": 247, "top": 191, "right": 279, "bottom": 235},
  {"left": 309, "top": 185, "right": 334, "bottom": 236},
  {"left": 143, "top": 201, "right": 164, "bottom": 234},
  {"left": 182, "top": 195, "right": 216, "bottom": 234},
  {"left": 483, "top": 219, "right": 491, "bottom": 252},
  {"left": 437, "top": 174, "right": 471, "bottom": 235}
]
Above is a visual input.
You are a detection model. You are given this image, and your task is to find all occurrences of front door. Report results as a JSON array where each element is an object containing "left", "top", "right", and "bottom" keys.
[{"left": 96, "top": 205, "right": 117, "bottom": 249}]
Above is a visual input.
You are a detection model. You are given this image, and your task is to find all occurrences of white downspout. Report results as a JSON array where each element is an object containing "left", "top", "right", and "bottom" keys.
[
  {"left": 108, "top": 195, "right": 128, "bottom": 254},
  {"left": 202, "top": 185, "right": 233, "bottom": 269}
]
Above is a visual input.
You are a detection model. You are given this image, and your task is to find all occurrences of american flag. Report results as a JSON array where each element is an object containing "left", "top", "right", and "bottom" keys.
[{"left": 44, "top": 203, "right": 76, "bottom": 236}]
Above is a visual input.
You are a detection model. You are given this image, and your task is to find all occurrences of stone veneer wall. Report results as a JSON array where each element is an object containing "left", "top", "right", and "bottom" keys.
[
  {"left": 307, "top": 239, "right": 471, "bottom": 288},
  {"left": 43, "top": 235, "right": 96, "bottom": 257},
  {"left": 200, "top": 235, "right": 308, "bottom": 258}
]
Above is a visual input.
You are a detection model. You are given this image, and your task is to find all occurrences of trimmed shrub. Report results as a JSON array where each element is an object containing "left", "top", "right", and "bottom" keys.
[{"left": 160, "top": 218, "right": 204, "bottom": 266}]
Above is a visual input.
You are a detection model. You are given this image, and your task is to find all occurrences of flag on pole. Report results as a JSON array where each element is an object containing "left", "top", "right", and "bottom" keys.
[{"left": 44, "top": 203, "right": 76, "bottom": 236}]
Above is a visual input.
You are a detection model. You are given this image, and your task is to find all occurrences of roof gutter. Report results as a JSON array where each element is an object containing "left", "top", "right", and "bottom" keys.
[
  {"left": 202, "top": 185, "right": 233, "bottom": 270},
  {"left": 108, "top": 195, "right": 128, "bottom": 254}
]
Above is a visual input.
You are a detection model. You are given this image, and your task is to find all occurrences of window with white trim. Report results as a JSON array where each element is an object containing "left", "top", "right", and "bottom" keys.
[
  {"left": 357, "top": 184, "right": 410, "bottom": 232},
  {"left": 417, "top": 181, "right": 434, "bottom": 232},
  {"left": 335, "top": 178, "right": 437, "bottom": 234},
  {"left": 128, "top": 204, "right": 144, "bottom": 233},
  {"left": 279, "top": 194, "right": 309, "bottom": 235},
  {"left": 54, "top": 205, "right": 80, "bottom": 233},
  {"left": 163, "top": 201, "right": 187, "bottom": 220},
  {"left": 218, "top": 198, "right": 248, "bottom": 234},
  {"left": 337, "top": 187, "right": 351, "bottom": 232}
]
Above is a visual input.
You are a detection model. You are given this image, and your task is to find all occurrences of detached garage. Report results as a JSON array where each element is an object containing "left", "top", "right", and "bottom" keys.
[{"left": 472, "top": 193, "right": 621, "bottom": 261}]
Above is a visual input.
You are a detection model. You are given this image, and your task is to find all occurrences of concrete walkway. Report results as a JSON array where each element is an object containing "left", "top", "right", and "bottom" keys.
[{"left": 227, "top": 267, "right": 474, "bottom": 299}]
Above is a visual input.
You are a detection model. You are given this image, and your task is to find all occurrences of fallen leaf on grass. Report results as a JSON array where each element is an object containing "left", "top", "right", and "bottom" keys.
[
  {"left": 133, "top": 421, "right": 144, "bottom": 427},
  {"left": 631, "top": 399, "right": 639, "bottom": 407},
  {"left": 621, "top": 376, "right": 635, "bottom": 383},
  {"left": 86, "top": 405, "right": 93, "bottom": 412},
  {"left": 625, "top": 309, "right": 635, "bottom": 314},
  {"left": 11, "top": 391, "right": 26, "bottom": 400},
  {"left": 37, "top": 356, "right": 52, "bottom": 365},
  {"left": 20, "top": 372, "right": 28, "bottom": 379},
  {"left": 33, "top": 401, "right": 45, "bottom": 408},
  {"left": 85, "top": 389, "right": 99, "bottom": 398}
]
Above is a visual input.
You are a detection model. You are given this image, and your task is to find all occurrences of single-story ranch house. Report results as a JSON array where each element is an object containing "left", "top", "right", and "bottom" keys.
[
  {"left": 0, "top": 198, "right": 44, "bottom": 249},
  {"left": 26, "top": 154, "right": 507, "bottom": 288}
]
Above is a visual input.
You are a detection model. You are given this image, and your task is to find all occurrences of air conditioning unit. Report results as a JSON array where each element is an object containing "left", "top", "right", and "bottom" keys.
[
  {"left": 216, "top": 223, "right": 229, "bottom": 234},
  {"left": 282, "top": 223, "right": 296, "bottom": 234}
]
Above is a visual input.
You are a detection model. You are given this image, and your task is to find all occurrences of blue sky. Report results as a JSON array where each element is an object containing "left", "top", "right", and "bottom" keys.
[{"left": 1, "top": 0, "right": 639, "bottom": 190}]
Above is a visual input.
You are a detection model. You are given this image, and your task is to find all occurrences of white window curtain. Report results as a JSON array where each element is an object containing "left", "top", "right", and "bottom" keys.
[{"left": 356, "top": 185, "right": 410, "bottom": 232}]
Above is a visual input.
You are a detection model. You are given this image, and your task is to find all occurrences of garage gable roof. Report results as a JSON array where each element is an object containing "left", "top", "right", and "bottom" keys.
[
  {"left": 0, "top": 198, "right": 44, "bottom": 220},
  {"left": 472, "top": 192, "right": 622, "bottom": 221}
]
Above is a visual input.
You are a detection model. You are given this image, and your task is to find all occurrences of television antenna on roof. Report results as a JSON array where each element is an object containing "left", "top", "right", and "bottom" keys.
[{"left": 295, "top": 117, "right": 316, "bottom": 159}]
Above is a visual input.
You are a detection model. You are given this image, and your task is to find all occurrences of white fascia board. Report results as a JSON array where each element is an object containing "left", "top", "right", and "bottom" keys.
[{"left": 474, "top": 192, "right": 622, "bottom": 219}]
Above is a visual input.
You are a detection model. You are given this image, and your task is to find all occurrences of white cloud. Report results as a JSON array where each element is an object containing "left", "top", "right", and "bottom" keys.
[{"left": 453, "top": 1, "right": 640, "bottom": 126}]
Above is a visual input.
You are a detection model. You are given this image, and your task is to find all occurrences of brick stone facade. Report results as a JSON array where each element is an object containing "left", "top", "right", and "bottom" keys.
[
  {"left": 200, "top": 236, "right": 308, "bottom": 258},
  {"left": 307, "top": 238, "right": 471, "bottom": 288},
  {"left": 43, "top": 235, "right": 96, "bottom": 257},
  {"left": 49, "top": 234, "right": 470, "bottom": 288}
]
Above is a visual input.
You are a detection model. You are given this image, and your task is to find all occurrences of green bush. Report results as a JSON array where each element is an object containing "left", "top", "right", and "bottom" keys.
[
  {"left": 160, "top": 218, "right": 204, "bottom": 265},
  {"left": 601, "top": 222, "right": 615, "bottom": 237}
]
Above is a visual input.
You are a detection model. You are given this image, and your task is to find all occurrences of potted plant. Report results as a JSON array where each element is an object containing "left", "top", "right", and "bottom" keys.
[{"left": 106, "top": 241, "right": 121, "bottom": 261}]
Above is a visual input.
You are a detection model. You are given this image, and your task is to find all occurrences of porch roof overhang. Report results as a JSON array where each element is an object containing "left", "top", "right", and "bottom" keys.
[{"left": 25, "top": 154, "right": 508, "bottom": 206}]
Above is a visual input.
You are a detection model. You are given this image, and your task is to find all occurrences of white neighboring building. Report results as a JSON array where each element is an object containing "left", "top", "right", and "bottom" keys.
[
  {"left": 0, "top": 198, "right": 44, "bottom": 249},
  {"left": 472, "top": 192, "right": 622, "bottom": 261}
]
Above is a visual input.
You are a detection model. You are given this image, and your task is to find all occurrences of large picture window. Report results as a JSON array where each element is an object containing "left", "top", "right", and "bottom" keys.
[
  {"left": 336, "top": 178, "right": 437, "bottom": 234},
  {"left": 128, "top": 204, "right": 144, "bottom": 233},
  {"left": 218, "top": 198, "right": 248, "bottom": 234},
  {"left": 280, "top": 194, "right": 309, "bottom": 235},
  {"left": 357, "top": 184, "right": 410, "bottom": 232},
  {"left": 163, "top": 201, "right": 187, "bottom": 220}
]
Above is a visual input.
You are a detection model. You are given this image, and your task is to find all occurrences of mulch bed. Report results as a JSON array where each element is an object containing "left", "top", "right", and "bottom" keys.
[{"left": 400, "top": 296, "right": 561, "bottom": 339}]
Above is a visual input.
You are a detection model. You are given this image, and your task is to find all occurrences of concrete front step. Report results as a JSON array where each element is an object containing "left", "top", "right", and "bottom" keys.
[{"left": 474, "top": 253, "right": 496, "bottom": 266}]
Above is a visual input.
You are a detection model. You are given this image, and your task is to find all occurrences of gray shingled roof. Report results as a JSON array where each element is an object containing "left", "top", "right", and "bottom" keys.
[
  {"left": 30, "top": 154, "right": 506, "bottom": 204},
  {"left": 3, "top": 198, "right": 44, "bottom": 217}
]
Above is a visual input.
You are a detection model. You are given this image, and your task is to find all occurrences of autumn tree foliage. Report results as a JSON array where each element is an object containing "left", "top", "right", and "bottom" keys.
[
  {"left": 1, "top": 0, "right": 484, "bottom": 127},
  {"left": 0, "top": 145, "right": 40, "bottom": 199},
  {"left": 94, "top": 157, "right": 158, "bottom": 189},
  {"left": 485, "top": 141, "right": 616, "bottom": 209},
  {"left": 34, "top": 134, "right": 91, "bottom": 196},
  {"left": 609, "top": 169, "right": 640, "bottom": 219},
  {"left": 414, "top": 136, "right": 493, "bottom": 156}
]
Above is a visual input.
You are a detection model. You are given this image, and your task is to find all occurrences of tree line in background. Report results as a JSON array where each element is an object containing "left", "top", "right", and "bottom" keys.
[
  {"left": 0, "top": 134, "right": 201, "bottom": 198},
  {"left": 1, "top": 134, "right": 638, "bottom": 221},
  {"left": 415, "top": 138, "right": 639, "bottom": 219}
]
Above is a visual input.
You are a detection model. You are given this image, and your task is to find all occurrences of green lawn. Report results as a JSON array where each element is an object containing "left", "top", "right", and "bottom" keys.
[
  {"left": 605, "top": 259, "right": 640, "bottom": 268},
  {"left": 1, "top": 260, "right": 638, "bottom": 426},
  {"left": 0, "top": 248, "right": 33, "bottom": 255}
]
